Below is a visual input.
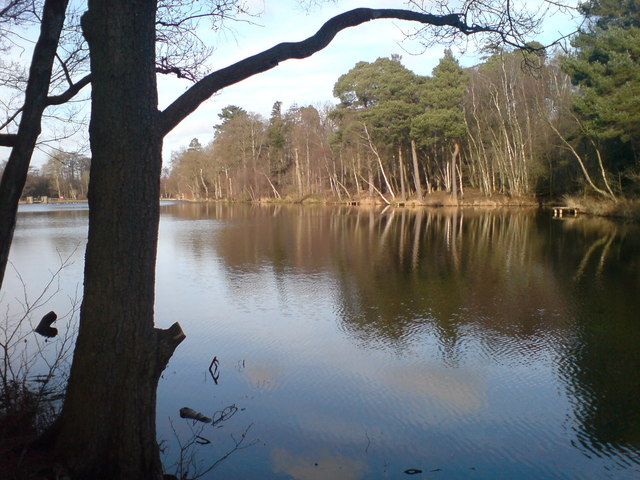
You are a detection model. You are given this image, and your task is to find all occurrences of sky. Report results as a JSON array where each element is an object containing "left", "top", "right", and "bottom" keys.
[{"left": 0, "top": 0, "right": 582, "bottom": 167}]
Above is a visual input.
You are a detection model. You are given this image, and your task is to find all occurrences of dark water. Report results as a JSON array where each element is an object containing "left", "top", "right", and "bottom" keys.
[{"left": 6, "top": 203, "right": 640, "bottom": 479}]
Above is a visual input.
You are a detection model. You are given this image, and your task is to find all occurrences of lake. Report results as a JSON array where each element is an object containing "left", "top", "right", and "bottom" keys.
[{"left": 5, "top": 202, "right": 640, "bottom": 479}]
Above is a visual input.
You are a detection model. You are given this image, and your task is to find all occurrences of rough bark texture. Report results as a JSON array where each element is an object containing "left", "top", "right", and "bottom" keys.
[
  {"left": 0, "top": 0, "right": 68, "bottom": 289},
  {"left": 53, "top": 2, "right": 183, "bottom": 478}
]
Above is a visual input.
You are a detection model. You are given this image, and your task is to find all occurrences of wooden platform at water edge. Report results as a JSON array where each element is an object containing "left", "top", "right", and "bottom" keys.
[{"left": 551, "top": 206, "right": 580, "bottom": 218}]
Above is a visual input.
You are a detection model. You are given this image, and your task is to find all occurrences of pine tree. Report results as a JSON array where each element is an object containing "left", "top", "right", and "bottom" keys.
[
  {"left": 563, "top": 1, "right": 640, "bottom": 171},
  {"left": 411, "top": 50, "right": 468, "bottom": 197}
]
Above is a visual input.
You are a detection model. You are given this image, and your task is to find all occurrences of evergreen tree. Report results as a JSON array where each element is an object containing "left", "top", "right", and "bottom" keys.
[
  {"left": 411, "top": 50, "right": 468, "bottom": 196},
  {"left": 579, "top": 0, "right": 640, "bottom": 29},
  {"left": 187, "top": 137, "right": 202, "bottom": 151},
  {"left": 214, "top": 105, "right": 248, "bottom": 132},
  {"left": 563, "top": 1, "right": 640, "bottom": 176},
  {"left": 333, "top": 56, "right": 421, "bottom": 198},
  {"left": 333, "top": 56, "right": 418, "bottom": 109},
  {"left": 411, "top": 50, "right": 467, "bottom": 145}
]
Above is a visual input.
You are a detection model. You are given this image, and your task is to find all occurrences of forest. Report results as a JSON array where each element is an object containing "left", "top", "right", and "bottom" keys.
[
  {"left": 162, "top": 9, "right": 639, "bottom": 206},
  {"left": 5, "top": 0, "right": 639, "bottom": 209}
]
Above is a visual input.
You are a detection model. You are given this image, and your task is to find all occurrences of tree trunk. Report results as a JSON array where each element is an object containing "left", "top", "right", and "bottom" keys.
[
  {"left": 363, "top": 124, "right": 395, "bottom": 199},
  {"left": 199, "top": 168, "right": 209, "bottom": 200},
  {"left": 53, "top": 2, "right": 184, "bottom": 479},
  {"left": 0, "top": 0, "right": 68, "bottom": 290},
  {"left": 451, "top": 141, "right": 459, "bottom": 202},
  {"left": 294, "top": 147, "right": 303, "bottom": 196},
  {"left": 398, "top": 145, "right": 406, "bottom": 200},
  {"left": 410, "top": 139, "right": 423, "bottom": 200}
]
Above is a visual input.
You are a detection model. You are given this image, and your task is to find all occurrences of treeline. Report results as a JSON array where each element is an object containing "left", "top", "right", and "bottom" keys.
[
  {"left": 4, "top": 151, "right": 91, "bottom": 200},
  {"left": 165, "top": 2, "right": 639, "bottom": 203}
]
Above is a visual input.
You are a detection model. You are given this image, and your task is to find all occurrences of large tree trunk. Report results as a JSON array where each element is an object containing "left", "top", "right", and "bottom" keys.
[
  {"left": 53, "top": 2, "right": 183, "bottom": 478},
  {"left": 0, "top": 0, "right": 68, "bottom": 290}
]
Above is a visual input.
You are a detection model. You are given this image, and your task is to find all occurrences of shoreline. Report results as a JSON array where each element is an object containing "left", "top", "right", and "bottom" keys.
[{"left": 19, "top": 194, "right": 640, "bottom": 221}]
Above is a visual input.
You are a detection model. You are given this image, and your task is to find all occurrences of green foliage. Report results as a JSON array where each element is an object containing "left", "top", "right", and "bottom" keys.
[
  {"left": 362, "top": 99, "right": 421, "bottom": 145},
  {"left": 565, "top": 27, "right": 640, "bottom": 144},
  {"left": 333, "top": 56, "right": 419, "bottom": 109},
  {"left": 267, "top": 101, "right": 286, "bottom": 151},
  {"left": 565, "top": 1, "right": 640, "bottom": 156},
  {"left": 188, "top": 138, "right": 202, "bottom": 151},
  {"left": 579, "top": 0, "right": 640, "bottom": 29},
  {"left": 411, "top": 50, "right": 468, "bottom": 146},
  {"left": 333, "top": 56, "right": 420, "bottom": 149},
  {"left": 411, "top": 108, "right": 466, "bottom": 146},
  {"left": 214, "top": 105, "right": 248, "bottom": 132}
]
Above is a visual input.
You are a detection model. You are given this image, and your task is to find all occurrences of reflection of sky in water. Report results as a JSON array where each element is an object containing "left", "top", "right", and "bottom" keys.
[
  {"left": 5, "top": 203, "right": 640, "bottom": 479},
  {"left": 272, "top": 448, "right": 367, "bottom": 480}
]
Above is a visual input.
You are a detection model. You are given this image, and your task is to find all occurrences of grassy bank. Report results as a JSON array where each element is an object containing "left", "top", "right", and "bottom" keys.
[
  {"left": 248, "top": 189, "right": 539, "bottom": 208},
  {"left": 562, "top": 196, "right": 640, "bottom": 221},
  {"left": 23, "top": 192, "right": 639, "bottom": 221}
]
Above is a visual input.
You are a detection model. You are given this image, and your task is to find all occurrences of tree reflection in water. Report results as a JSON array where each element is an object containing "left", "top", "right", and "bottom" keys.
[
  {"left": 163, "top": 202, "right": 640, "bottom": 473},
  {"left": 155, "top": 204, "right": 640, "bottom": 478}
]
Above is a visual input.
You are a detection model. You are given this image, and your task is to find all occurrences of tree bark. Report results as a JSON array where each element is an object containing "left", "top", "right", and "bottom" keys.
[
  {"left": 53, "top": 2, "right": 184, "bottom": 479},
  {"left": 364, "top": 123, "right": 395, "bottom": 199},
  {"left": 0, "top": 0, "right": 68, "bottom": 290},
  {"left": 451, "top": 141, "right": 460, "bottom": 202},
  {"left": 398, "top": 145, "right": 406, "bottom": 200},
  {"left": 294, "top": 147, "right": 303, "bottom": 195},
  {"left": 410, "top": 139, "right": 423, "bottom": 200}
]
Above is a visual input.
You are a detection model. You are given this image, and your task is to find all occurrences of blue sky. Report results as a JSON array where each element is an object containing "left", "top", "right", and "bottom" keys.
[
  {"left": 0, "top": 0, "right": 581, "bottom": 166},
  {"left": 163, "top": 0, "right": 582, "bottom": 162}
]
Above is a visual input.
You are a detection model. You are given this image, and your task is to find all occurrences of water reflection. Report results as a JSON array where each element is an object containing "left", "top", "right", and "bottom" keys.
[
  {"left": 161, "top": 203, "right": 640, "bottom": 476},
  {"left": 556, "top": 220, "right": 640, "bottom": 465},
  {"left": 272, "top": 448, "right": 367, "bottom": 480},
  {"left": 7, "top": 203, "right": 640, "bottom": 478}
]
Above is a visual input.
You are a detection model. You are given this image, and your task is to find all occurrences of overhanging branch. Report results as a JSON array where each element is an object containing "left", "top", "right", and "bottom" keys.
[
  {"left": 45, "top": 73, "right": 91, "bottom": 106},
  {"left": 159, "top": 7, "right": 492, "bottom": 136},
  {"left": 0, "top": 74, "right": 91, "bottom": 149},
  {"left": 0, "top": 133, "right": 18, "bottom": 147}
]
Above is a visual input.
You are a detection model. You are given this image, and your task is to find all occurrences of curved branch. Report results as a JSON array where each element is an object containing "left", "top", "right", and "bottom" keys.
[
  {"left": 45, "top": 73, "right": 91, "bottom": 105},
  {"left": 0, "top": 107, "right": 23, "bottom": 131},
  {"left": 159, "top": 7, "right": 489, "bottom": 136},
  {"left": 0, "top": 0, "right": 69, "bottom": 289},
  {"left": 547, "top": 120, "right": 612, "bottom": 199},
  {"left": 1, "top": 74, "right": 90, "bottom": 139}
]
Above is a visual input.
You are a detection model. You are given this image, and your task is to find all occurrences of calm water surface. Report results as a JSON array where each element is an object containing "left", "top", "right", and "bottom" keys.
[{"left": 5, "top": 203, "right": 640, "bottom": 479}]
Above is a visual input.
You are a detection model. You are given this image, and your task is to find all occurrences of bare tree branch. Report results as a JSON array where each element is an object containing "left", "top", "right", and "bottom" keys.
[
  {"left": 0, "top": 102, "right": 23, "bottom": 132},
  {"left": 0, "top": 133, "right": 18, "bottom": 147},
  {"left": 0, "top": 0, "right": 68, "bottom": 289},
  {"left": 159, "top": 7, "right": 500, "bottom": 135},
  {"left": 44, "top": 73, "right": 90, "bottom": 106}
]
